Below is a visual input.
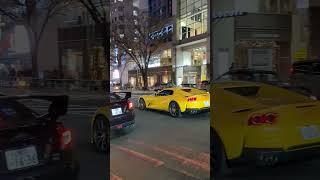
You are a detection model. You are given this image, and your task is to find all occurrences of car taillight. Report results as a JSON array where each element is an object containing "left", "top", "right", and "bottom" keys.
[
  {"left": 248, "top": 113, "right": 277, "bottom": 126},
  {"left": 128, "top": 100, "right": 134, "bottom": 110},
  {"left": 187, "top": 97, "right": 197, "bottom": 102},
  {"left": 289, "top": 66, "right": 294, "bottom": 76},
  {"left": 55, "top": 124, "right": 72, "bottom": 150}
]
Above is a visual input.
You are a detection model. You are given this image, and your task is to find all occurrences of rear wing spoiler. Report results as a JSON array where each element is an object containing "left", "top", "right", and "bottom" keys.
[{"left": 0, "top": 95, "right": 69, "bottom": 118}]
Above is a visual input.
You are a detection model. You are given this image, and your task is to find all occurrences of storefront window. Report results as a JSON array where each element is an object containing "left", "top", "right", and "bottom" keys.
[
  {"left": 178, "top": 0, "right": 208, "bottom": 40},
  {"left": 160, "top": 49, "right": 172, "bottom": 66},
  {"left": 259, "top": 0, "right": 292, "bottom": 14}
]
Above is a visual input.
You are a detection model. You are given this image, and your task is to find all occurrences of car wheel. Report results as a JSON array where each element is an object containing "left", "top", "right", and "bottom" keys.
[
  {"left": 211, "top": 130, "right": 232, "bottom": 178},
  {"left": 93, "top": 116, "right": 109, "bottom": 153},
  {"left": 169, "top": 101, "right": 182, "bottom": 118},
  {"left": 139, "top": 98, "right": 146, "bottom": 110}
]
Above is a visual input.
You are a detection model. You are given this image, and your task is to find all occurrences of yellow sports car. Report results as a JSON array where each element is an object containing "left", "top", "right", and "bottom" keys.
[
  {"left": 139, "top": 87, "right": 210, "bottom": 117},
  {"left": 211, "top": 81, "right": 320, "bottom": 177}
]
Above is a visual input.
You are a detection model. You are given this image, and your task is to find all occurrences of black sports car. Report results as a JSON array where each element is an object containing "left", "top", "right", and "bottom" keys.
[{"left": 0, "top": 95, "right": 79, "bottom": 180}]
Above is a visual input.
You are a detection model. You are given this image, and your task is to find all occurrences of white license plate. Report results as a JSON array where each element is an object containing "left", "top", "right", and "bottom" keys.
[
  {"left": 5, "top": 146, "right": 39, "bottom": 171},
  {"left": 300, "top": 125, "right": 320, "bottom": 140},
  {"left": 204, "top": 101, "right": 210, "bottom": 107},
  {"left": 112, "top": 107, "right": 123, "bottom": 116}
]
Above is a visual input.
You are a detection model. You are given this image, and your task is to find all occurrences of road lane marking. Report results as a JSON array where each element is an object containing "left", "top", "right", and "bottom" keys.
[
  {"left": 111, "top": 144, "right": 164, "bottom": 167},
  {"left": 151, "top": 147, "right": 210, "bottom": 173},
  {"left": 127, "top": 139, "right": 209, "bottom": 173},
  {"left": 110, "top": 173, "right": 123, "bottom": 180}
]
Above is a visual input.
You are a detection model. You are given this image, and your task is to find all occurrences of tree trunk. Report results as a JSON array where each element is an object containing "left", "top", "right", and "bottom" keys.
[
  {"left": 101, "top": 22, "right": 110, "bottom": 92},
  {"left": 142, "top": 69, "right": 148, "bottom": 90},
  {"left": 25, "top": 24, "right": 39, "bottom": 79}
]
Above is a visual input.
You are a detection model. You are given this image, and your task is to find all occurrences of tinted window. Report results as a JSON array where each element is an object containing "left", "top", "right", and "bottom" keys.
[
  {"left": 0, "top": 100, "right": 35, "bottom": 122},
  {"left": 107, "top": 93, "right": 122, "bottom": 103},
  {"left": 225, "top": 86, "right": 260, "bottom": 97},
  {"left": 158, "top": 90, "right": 174, "bottom": 96}
]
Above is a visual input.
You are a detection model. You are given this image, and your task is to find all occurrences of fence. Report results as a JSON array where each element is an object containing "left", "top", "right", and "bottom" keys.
[{"left": 0, "top": 79, "right": 108, "bottom": 92}]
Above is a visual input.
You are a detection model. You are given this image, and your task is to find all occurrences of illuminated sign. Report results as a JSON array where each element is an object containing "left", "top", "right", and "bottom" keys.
[
  {"left": 213, "top": 11, "right": 248, "bottom": 19},
  {"left": 149, "top": 24, "right": 173, "bottom": 40}
]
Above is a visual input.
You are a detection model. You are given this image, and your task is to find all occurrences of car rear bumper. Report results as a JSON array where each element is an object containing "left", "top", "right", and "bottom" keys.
[
  {"left": 184, "top": 107, "right": 210, "bottom": 114},
  {"left": 0, "top": 159, "right": 79, "bottom": 180},
  {"left": 229, "top": 145, "right": 320, "bottom": 166}
]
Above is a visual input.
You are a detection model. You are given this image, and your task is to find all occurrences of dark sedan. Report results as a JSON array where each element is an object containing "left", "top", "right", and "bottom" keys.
[{"left": 0, "top": 95, "right": 79, "bottom": 180}]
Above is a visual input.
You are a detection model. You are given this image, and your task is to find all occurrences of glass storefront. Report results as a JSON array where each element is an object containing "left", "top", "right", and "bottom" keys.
[
  {"left": 177, "top": 0, "right": 208, "bottom": 40},
  {"left": 176, "top": 44, "right": 208, "bottom": 85}
]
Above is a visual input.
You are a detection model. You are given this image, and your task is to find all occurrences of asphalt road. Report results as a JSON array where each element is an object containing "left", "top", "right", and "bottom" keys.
[{"left": 109, "top": 94, "right": 210, "bottom": 180}]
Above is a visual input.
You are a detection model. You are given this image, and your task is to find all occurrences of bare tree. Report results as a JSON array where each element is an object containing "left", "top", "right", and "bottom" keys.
[
  {"left": 112, "top": 11, "right": 162, "bottom": 90},
  {"left": 0, "top": 0, "right": 75, "bottom": 79},
  {"left": 77, "top": 0, "right": 110, "bottom": 90}
]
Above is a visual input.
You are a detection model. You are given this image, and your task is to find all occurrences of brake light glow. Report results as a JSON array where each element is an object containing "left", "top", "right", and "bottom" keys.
[
  {"left": 289, "top": 66, "right": 294, "bottom": 75},
  {"left": 248, "top": 113, "right": 277, "bottom": 126},
  {"left": 187, "top": 97, "right": 197, "bottom": 102},
  {"left": 56, "top": 124, "right": 72, "bottom": 150},
  {"left": 128, "top": 100, "right": 134, "bottom": 110}
]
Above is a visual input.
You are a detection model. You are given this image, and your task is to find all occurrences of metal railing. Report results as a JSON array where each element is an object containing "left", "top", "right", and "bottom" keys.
[{"left": 0, "top": 79, "right": 108, "bottom": 92}]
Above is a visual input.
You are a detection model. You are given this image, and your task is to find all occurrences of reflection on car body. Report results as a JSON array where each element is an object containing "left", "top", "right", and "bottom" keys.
[{"left": 211, "top": 81, "right": 320, "bottom": 177}]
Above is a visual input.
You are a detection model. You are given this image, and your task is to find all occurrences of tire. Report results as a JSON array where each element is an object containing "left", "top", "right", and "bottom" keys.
[
  {"left": 92, "top": 116, "right": 109, "bottom": 153},
  {"left": 211, "top": 129, "right": 232, "bottom": 178},
  {"left": 169, "top": 101, "right": 182, "bottom": 118},
  {"left": 139, "top": 98, "right": 146, "bottom": 110}
]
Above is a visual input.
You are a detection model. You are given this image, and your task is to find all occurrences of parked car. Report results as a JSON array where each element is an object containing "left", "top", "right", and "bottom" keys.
[
  {"left": 139, "top": 87, "right": 210, "bottom": 117},
  {"left": 211, "top": 81, "right": 320, "bottom": 177},
  {"left": 290, "top": 60, "right": 320, "bottom": 98},
  {"left": 90, "top": 92, "right": 135, "bottom": 153},
  {"left": 0, "top": 95, "right": 79, "bottom": 180}
]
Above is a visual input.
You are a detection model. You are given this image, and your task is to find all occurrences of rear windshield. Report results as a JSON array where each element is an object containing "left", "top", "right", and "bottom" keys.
[
  {"left": 0, "top": 100, "right": 36, "bottom": 123},
  {"left": 107, "top": 93, "right": 122, "bottom": 103},
  {"left": 225, "top": 86, "right": 260, "bottom": 97},
  {"left": 181, "top": 88, "right": 206, "bottom": 94}
]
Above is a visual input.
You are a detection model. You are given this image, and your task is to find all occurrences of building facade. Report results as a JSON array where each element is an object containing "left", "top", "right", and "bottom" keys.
[
  {"left": 212, "top": 0, "right": 293, "bottom": 81},
  {"left": 57, "top": 2, "right": 110, "bottom": 80},
  {"left": 175, "top": 0, "right": 209, "bottom": 86},
  {"left": 128, "top": 0, "right": 176, "bottom": 89}
]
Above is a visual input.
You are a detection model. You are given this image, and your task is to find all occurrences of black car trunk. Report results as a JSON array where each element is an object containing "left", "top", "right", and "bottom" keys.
[{"left": 0, "top": 119, "right": 58, "bottom": 173}]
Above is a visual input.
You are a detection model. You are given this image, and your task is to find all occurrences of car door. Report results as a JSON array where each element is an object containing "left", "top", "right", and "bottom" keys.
[{"left": 152, "top": 90, "right": 174, "bottom": 111}]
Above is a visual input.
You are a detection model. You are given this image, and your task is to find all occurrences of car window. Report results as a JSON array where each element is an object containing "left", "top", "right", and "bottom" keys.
[
  {"left": 158, "top": 90, "right": 173, "bottom": 96},
  {"left": 107, "top": 93, "right": 122, "bottom": 103},
  {"left": 225, "top": 86, "right": 260, "bottom": 97}
]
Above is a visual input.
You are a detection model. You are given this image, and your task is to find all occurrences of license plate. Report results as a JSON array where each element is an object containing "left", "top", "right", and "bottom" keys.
[
  {"left": 112, "top": 107, "right": 123, "bottom": 116},
  {"left": 5, "top": 146, "right": 39, "bottom": 171},
  {"left": 300, "top": 125, "right": 320, "bottom": 140},
  {"left": 204, "top": 101, "right": 210, "bottom": 107}
]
